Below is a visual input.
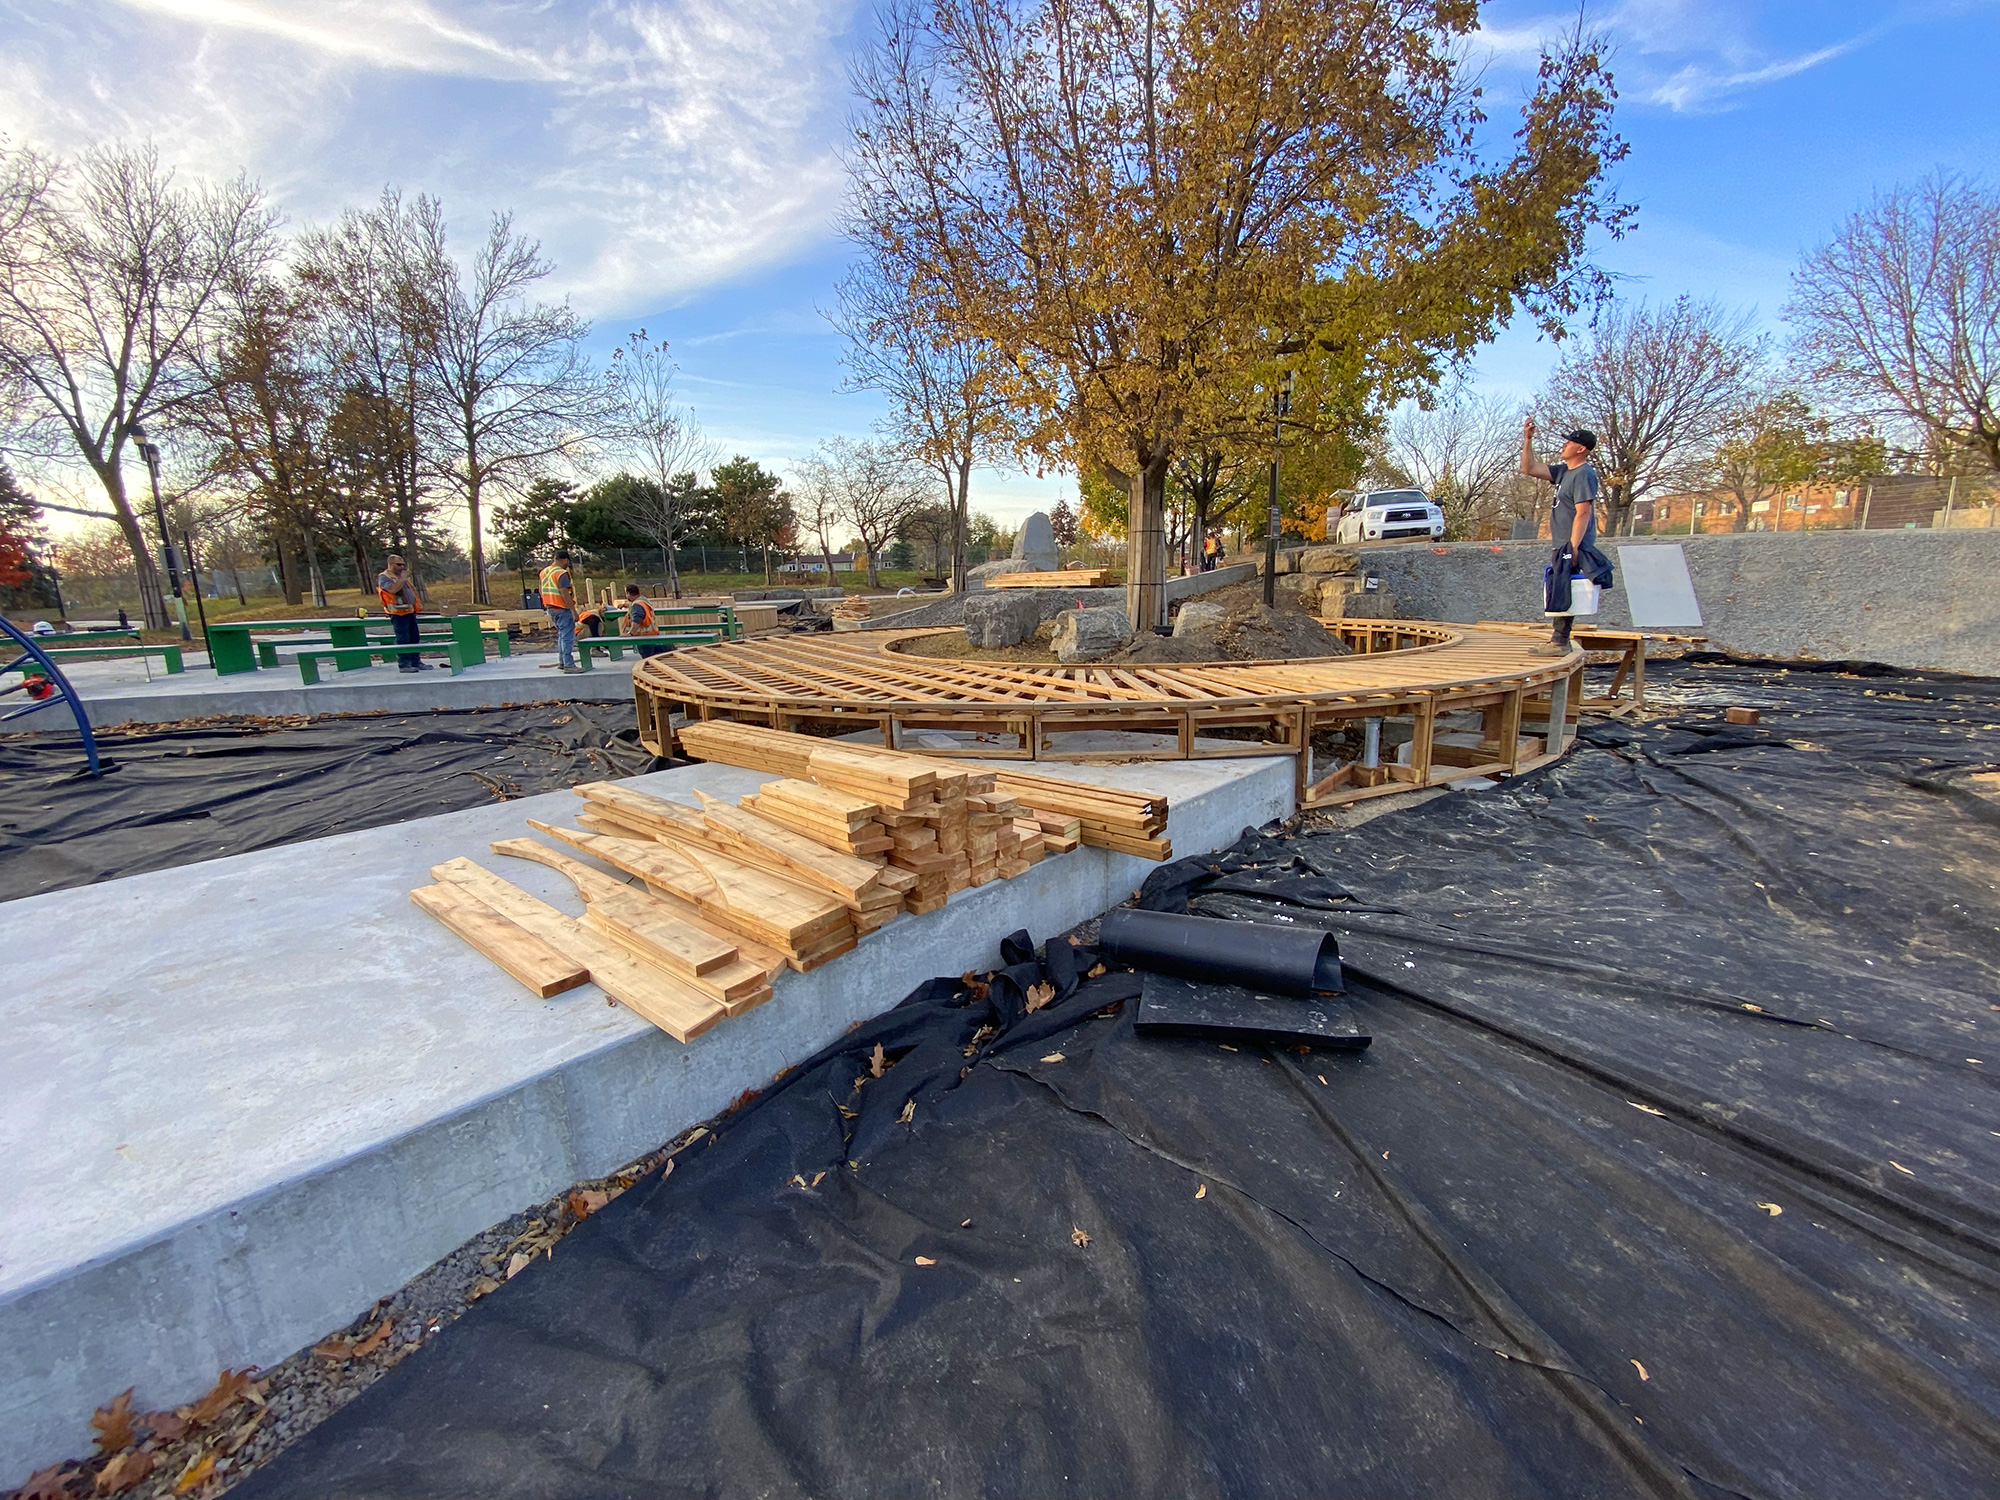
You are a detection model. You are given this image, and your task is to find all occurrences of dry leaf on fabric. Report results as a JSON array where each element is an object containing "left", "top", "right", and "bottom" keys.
[
  {"left": 1317, "top": 1075, "right": 1328, "bottom": 1086},
  {"left": 94, "top": 1448, "right": 155, "bottom": 1496},
  {"left": 959, "top": 970, "right": 990, "bottom": 1001},
  {"left": 1630, "top": 1359, "right": 1650, "bottom": 1381},
  {"left": 172, "top": 1452, "right": 216, "bottom": 1494},
  {"left": 1756, "top": 1202, "right": 1783, "bottom": 1216},
  {"left": 568, "top": 1188, "right": 611, "bottom": 1220},
  {"left": 1070, "top": 1227, "right": 1091, "bottom": 1248},
  {"left": 1742, "top": 1003, "right": 1764, "bottom": 1012},
  {"left": 18, "top": 1464, "right": 74, "bottom": 1500},
  {"left": 961, "top": 1219, "right": 973, "bottom": 1228},
  {"left": 899, "top": 1099, "right": 914, "bottom": 1124},
  {"left": 1025, "top": 980, "right": 1056, "bottom": 1012},
  {"left": 89, "top": 1390, "right": 136, "bottom": 1456},
  {"left": 1195, "top": 1184, "right": 1207, "bottom": 1200},
  {"left": 1087, "top": 963, "right": 1106, "bottom": 979},
  {"left": 1040, "top": 1053, "right": 1065, "bottom": 1064},
  {"left": 1627, "top": 1101, "right": 1665, "bottom": 1116},
  {"left": 914, "top": 1256, "right": 936, "bottom": 1266},
  {"left": 811, "top": 1171, "right": 826, "bottom": 1188},
  {"left": 869, "top": 1042, "right": 887, "bottom": 1078},
  {"left": 467, "top": 1276, "right": 501, "bottom": 1302},
  {"left": 1890, "top": 1161, "right": 1915, "bottom": 1175}
]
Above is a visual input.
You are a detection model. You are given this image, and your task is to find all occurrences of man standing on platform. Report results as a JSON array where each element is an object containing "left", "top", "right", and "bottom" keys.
[
  {"left": 376, "top": 555, "right": 430, "bottom": 672},
  {"left": 539, "top": 551, "right": 582, "bottom": 672},
  {"left": 1519, "top": 419, "right": 1599, "bottom": 657}
]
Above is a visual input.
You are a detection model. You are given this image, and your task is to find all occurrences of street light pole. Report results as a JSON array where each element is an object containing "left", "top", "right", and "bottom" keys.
[
  {"left": 130, "top": 424, "right": 191, "bottom": 641},
  {"left": 1263, "top": 371, "right": 1294, "bottom": 608}
]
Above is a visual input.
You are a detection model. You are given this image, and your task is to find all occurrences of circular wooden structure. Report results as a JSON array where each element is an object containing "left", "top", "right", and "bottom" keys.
[{"left": 632, "top": 617, "right": 1588, "bottom": 806}]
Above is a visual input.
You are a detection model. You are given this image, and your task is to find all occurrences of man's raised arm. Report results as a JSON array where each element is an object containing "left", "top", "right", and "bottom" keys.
[{"left": 1520, "top": 417, "right": 1552, "bottom": 483}]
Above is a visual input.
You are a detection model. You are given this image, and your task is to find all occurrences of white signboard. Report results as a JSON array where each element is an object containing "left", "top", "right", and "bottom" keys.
[{"left": 1615, "top": 543, "right": 1703, "bottom": 628}]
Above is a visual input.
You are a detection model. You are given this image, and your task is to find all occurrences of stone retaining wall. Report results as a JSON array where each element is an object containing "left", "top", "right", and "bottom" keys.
[{"left": 1355, "top": 531, "right": 2000, "bottom": 675}]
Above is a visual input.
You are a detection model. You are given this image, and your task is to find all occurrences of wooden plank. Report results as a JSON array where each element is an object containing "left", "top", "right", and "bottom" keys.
[
  {"left": 429, "top": 858, "right": 725, "bottom": 1043},
  {"left": 409, "top": 883, "right": 590, "bottom": 999}
]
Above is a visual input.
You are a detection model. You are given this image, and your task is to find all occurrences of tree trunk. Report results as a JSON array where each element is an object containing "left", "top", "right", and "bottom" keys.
[
  {"left": 951, "top": 458, "right": 971, "bottom": 594},
  {"left": 276, "top": 524, "right": 305, "bottom": 606},
  {"left": 231, "top": 564, "right": 247, "bottom": 606},
  {"left": 1125, "top": 449, "right": 1171, "bottom": 630},
  {"left": 302, "top": 526, "right": 329, "bottom": 608},
  {"left": 762, "top": 543, "right": 773, "bottom": 586},
  {"left": 865, "top": 537, "right": 881, "bottom": 590},
  {"left": 466, "top": 472, "right": 490, "bottom": 608}
]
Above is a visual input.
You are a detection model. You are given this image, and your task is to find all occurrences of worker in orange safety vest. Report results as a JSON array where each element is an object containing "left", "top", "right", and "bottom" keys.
[
  {"left": 624, "top": 583, "right": 670, "bottom": 658},
  {"left": 539, "top": 551, "right": 582, "bottom": 671},
  {"left": 376, "top": 555, "right": 429, "bottom": 672}
]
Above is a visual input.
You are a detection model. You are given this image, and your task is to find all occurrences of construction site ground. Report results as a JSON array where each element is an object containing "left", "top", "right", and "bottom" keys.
[{"left": 6, "top": 652, "right": 1996, "bottom": 1497}]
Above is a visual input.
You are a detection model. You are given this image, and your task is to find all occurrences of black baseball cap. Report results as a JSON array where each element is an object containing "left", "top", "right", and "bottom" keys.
[{"left": 1564, "top": 429, "right": 1598, "bottom": 452}]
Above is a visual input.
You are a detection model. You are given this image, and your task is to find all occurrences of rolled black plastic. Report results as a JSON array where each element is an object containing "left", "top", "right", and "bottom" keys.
[{"left": 1099, "top": 908, "right": 1342, "bottom": 995}]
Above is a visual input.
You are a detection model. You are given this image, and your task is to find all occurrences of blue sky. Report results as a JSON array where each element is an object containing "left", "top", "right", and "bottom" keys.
[{"left": 3, "top": 0, "right": 1995, "bottom": 526}]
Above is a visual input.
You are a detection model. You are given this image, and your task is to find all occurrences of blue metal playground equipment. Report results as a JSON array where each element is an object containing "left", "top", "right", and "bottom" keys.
[{"left": 0, "top": 616, "right": 103, "bottom": 775}]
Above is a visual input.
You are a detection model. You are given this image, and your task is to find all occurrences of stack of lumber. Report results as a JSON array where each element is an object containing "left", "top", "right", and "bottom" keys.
[
  {"left": 673, "top": 721, "right": 1171, "bottom": 860},
  {"left": 987, "top": 568, "right": 1114, "bottom": 589},
  {"left": 409, "top": 845, "right": 789, "bottom": 1045}
]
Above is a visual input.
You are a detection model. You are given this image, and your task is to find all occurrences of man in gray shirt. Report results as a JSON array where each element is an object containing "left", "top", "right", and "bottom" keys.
[{"left": 1519, "top": 419, "right": 1599, "bottom": 656}]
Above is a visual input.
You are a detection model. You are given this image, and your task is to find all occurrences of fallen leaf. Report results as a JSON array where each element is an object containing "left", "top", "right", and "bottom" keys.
[
  {"left": 1630, "top": 1359, "right": 1650, "bottom": 1382},
  {"left": 1070, "top": 1227, "right": 1091, "bottom": 1249},
  {"left": 1756, "top": 1202, "right": 1783, "bottom": 1216},
  {"left": 1195, "top": 1184, "right": 1207, "bottom": 1200},
  {"left": 869, "top": 1042, "right": 887, "bottom": 1078},
  {"left": 355, "top": 1319, "right": 395, "bottom": 1357},
  {"left": 145, "top": 1411, "right": 192, "bottom": 1443},
  {"left": 19, "top": 1463, "right": 76, "bottom": 1499},
  {"left": 183, "top": 1369, "right": 256, "bottom": 1427},
  {"left": 568, "top": 1188, "right": 610, "bottom": 1220},
  {"left": 467, "top": 1275, "right": 501, "bottom": 1302},
  {"left": 899, "top": 1099, "right": 915, "bottom": 1124},
  {"left": 95, "top": 1449, "right": 155, "bottom": 1496},
  {"left": 835, "top": 1103, "right": 858, "bottom": 1119},
  {"left": 811, "top": 1171, "right": 826, "bottom": 1188},
  {"left": 959, "top": 970, "right": 990, "bottom": 1000},
  {"left": 1087, "top": 963, "right": 1106, "bottom": 978},
  {"left": 914, "top": 1256, "right": 936, "bottom": 1266},
  {"left": 505, "top": 1252, "right": 534, "bottom": 1280},
  {"left": 1040, "top": 1052, "right": 1065, "bottom": 1064},
  {"left": 1316, "top": 1075, "right": 1328, "bottom": 1086},
  {"left": 90, "top": 1390, "right": 137, "bottom": 1456},
  {"left": 1890, "top": 1161, "right": 1915, "bottom": 1176},
  {"left": 172, "top": 1452, "right": 216, "bottom": 1495},
  {"left": 961, "top": 1218, "right": 973, "bottom": 1228},
  {"left": 1742, "top": 1003, "right": 1764, "bottom": 1013},
  {"left": 1627, "top": 1101, "right": 1665, "bottom": 1116},
  {"left": 1217, "top": 1044, "right": 1239, "bottom": 1053},
  {"left": 1025, "top": 980, "right": 1056, "bottom": 1012}
]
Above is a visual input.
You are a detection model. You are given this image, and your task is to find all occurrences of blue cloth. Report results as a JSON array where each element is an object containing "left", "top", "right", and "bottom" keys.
[
  {"left": 549, "top": 607, "right": 576, "bottom": 668},
  {"left": 391, "top": 609, "right": 421, "bottom": 670}
]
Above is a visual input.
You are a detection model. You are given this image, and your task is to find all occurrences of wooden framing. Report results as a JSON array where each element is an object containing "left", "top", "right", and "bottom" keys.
[{"left": 631, "top": 620, "right": 1589, "bottom": 808}]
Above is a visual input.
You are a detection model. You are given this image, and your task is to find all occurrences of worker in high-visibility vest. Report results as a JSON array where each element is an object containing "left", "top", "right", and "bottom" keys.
[
  {"left": 376, "top": 555, "right": 429, "bottom": 672},
  {"left": 538, "top": 551, "right": 582, "bottom": 671},
  {"left": 624, "top": 583, "right": 670, "bottom": 658}
]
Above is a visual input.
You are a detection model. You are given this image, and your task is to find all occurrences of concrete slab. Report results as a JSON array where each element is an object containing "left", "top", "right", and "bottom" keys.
[
  {"left": 0, "top": 752, "right": 1292, "bottom": 1484},
  {"left": 9, "top": 648, "right": 636, "bottom": 728}
]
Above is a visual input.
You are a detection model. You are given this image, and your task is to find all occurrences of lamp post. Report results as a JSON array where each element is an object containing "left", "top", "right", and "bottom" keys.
[
  {"left": 129, "top": 424, "right": 191, "bottom": 641},
  {"left": 1263, "top": 370, "right": 1295, "bottom": 608}
]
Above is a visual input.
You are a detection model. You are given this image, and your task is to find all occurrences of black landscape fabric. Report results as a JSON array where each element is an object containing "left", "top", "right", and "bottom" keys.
[
  {"left": 0, "top": 702, "right": 664, "bottom": 903},
  {"left": 236, "top": 658, "right": 2000, "bottom": 1500}
]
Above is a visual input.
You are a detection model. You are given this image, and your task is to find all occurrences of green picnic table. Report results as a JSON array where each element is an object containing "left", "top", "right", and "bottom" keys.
[
  {"left": 4, "top": 642, "right": 183, "bottom": 674},
  {"left": 33, "top": 629, "right": 145, "bottom": 647},
  {"left": 600, "top": 603, "right": 742, "bottom": 640},
  {"left": 206, "top": 615, "right": 505, "bottom": 675}
]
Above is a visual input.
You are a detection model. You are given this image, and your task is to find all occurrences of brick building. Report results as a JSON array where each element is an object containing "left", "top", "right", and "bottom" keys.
[{"left": 1642, "top": 475, "right": 1995, "bottom": 534}]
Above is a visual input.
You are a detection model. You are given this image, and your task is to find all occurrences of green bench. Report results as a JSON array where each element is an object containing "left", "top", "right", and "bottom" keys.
[
  {"left": 34, "top": 629, "right": 145, "bottom": 647},
  {"left": 601, "top": 604, "right": 742, "bottom": 640},
  {"left": 5, "top": 643, "right": 184, "bottom": 674},
  {"left": 254, "top": 622, "right": 508, "bottom": 668},
  {"left": 296, "top": 639, "right": 481, "bottom": 684}
]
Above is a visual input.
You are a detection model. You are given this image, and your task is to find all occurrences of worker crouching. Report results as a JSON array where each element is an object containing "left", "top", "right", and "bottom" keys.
[{"left": 625, "top": 584, "right": 669, "bottom": 658}]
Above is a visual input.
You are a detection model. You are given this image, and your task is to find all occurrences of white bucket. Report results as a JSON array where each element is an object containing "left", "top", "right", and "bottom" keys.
[{"left": 1568, "top": 577, "right": 1603, "bottom": 616}]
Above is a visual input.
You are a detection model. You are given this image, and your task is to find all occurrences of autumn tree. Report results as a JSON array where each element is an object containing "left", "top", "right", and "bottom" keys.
[
  {"left": 834, "top": 267, "right": 1011, "bottom": 592},
  {"left": 849, "top": 0, "right": 1627, "bottom": 626},
  {"left": 1709, "top": 392, "right": 1886, "bottom": 532},
  {"left": 1790, "top": 172, "right": 2000, "bottom": 475},
  {"left": 411, "top": 200, "right": 611, "bottom": 605},
  {"left": 1387, "top": 379, "right": 1524, "bottom": 538},
  {"left": 0, "top": 141, "right": 272, "bottom": 625},
  {"left": 609, "top": 331, "right": 712, "bottom": 596},
  {"left": 1536, "top": 297, "right": 1765, "bottom": 536},
  {"left": 709, "top": 456, "right": 793, "bottom": 585}
]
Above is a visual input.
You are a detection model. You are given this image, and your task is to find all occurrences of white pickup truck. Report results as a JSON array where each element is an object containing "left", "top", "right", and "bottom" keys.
[{"left": 1333, "top": 488, "right": 1446, "bottom": 544}]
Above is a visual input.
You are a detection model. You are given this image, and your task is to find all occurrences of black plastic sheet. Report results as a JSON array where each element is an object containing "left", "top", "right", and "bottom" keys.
[
  {"left": 0, "top": 703, "right": 665, "bottom": 903},
  {"left": 235, "top": 659, "right": 2000, "bottom": 1499}
]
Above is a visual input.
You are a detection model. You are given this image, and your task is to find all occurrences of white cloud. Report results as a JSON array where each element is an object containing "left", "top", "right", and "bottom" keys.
[{"left": 0, "top": 0, "right": 857, "bottom": 315}]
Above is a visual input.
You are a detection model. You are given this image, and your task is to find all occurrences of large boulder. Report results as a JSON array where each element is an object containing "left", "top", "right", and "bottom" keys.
[
  {"left": 1011, "top": 511, "right": 1059, "bottom": 572},
  {"left": 963, "top": 591, "right": 1041, "bottom": 649},
  {"left": 963, "top": 558, "right": 1026, "bottom": 590},
  {"left": 1297, "top": 545, "right": 1361, "bottom": 574},
  {"left": 1172, "top": 601, "right": 1226, "bottom": 638},
  {"left": 1053, "top": 606, "right": 1133, "bottom": 663}
]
